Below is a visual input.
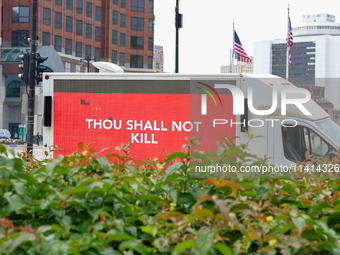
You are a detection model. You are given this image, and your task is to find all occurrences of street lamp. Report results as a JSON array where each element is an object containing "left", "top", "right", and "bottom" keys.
[{"left": 80, "top": 56, "right": 96, "bottom": 73}]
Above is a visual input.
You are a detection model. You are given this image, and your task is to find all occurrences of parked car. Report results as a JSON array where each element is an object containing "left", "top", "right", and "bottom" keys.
[{"left": 0, "top": 129, "right": 11, "bottom": 139}]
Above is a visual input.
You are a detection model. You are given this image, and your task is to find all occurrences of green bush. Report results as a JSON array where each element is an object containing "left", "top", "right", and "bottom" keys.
[{"left": 0, "top": 139, "right": 340, "bottom": 254}]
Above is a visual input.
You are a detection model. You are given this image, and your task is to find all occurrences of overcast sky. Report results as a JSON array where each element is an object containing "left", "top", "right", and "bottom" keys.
[{"left": 154, "top": 0, "right": 340, "bottom": 74}]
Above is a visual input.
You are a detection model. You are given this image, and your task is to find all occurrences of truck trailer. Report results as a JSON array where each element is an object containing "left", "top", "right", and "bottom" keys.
[{"left": 42, "top": 73, "right": 340, "bottom": 166}]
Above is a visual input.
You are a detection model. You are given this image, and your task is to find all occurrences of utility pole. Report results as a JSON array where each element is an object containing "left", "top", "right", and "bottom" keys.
[
  {"left": 175, "top": 0, "right": 182, "bottom": 73},
  {"left": 26, "top": 0, "right": 38, "bottom": 154}
]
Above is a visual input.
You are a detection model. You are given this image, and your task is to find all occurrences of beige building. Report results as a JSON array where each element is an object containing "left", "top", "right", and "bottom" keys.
[
  {"left": 153, "top": 45, "right": 164, "bottom": 73},
  {"left": 221, "top": 56, "right": 253, "bottom": 73}
]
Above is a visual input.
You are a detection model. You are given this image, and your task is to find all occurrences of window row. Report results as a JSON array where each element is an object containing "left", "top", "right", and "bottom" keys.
[
  {"left": 114, "top": 0, "right": 154, "bottom": 13},
  {"left": 112, "top": 51, "right": 153, "bottom": 69},
  {"left": 52, "top": 0, "right": 100, "bottom": 16},
  {"left": 112, "top": 15, "right": 153, "bottom": 32},
  {"left": 41, "top": 34, "right": 152, "bottom": 64},
  {"left": 44, "top": 10, "right": 100, "bottom": 28},
  {"left": 112, "top": 31, "right": 153, "bottom": 50}
]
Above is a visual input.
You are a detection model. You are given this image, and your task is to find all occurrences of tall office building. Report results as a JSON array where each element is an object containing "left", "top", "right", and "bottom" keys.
[
  {"left": 254, "top": 13, "right": 340, "bottom": 111},
  {"left": 0, "top": 0, "right": 155, "bottom": 136}
]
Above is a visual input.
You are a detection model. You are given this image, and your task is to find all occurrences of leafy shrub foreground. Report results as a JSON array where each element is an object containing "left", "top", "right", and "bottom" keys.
[{"left": 0, "top": 139, "right": 340, "bottom": 254}]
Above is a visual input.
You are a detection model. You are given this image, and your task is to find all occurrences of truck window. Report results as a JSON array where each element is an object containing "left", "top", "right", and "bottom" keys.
[{"left": 282, "top": 126, "right": 336, "bottom": 162}]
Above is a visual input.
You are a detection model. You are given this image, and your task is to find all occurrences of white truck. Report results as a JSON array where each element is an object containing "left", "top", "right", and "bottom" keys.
[{"left": 42, "top": 73, "right": 340, "bottom": 166}]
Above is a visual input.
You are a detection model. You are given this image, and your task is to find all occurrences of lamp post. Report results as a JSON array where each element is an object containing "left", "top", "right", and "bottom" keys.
[{"left": 80, "top": 56, "right": 96, "bottom": 73}]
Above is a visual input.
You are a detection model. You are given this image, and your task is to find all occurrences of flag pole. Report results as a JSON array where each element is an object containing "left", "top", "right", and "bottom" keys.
[
  {"left": 230, "top": 49, "right": 232, "bottom": 73},
  {"left": 286, "top": 5, "right": 290, "bottom": 80},
  {"left": 232, "top": 20, "right": 235, "bottom": 73}
]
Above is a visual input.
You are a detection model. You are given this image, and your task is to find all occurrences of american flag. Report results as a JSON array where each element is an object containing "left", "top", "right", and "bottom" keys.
[
  {"left": 234, "top": 30, "right": 252, "bottom": 63},
  {"left": 287, "top": 14, "right": 293, "bottom": 63}
]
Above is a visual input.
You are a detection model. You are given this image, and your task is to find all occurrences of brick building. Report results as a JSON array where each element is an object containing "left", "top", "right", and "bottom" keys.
[
  {"left": 2, "top": 0, "right": 154, "bottom": 71},
  {"left": 0, "top": 0, "right": 155, "bottom": 136}
]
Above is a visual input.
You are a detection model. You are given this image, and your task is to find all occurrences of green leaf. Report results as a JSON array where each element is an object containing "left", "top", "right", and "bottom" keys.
[
  {"left": 139, "top": 226, "right": 158, "bottom": 238},
  {"left": 55, "top": 166, "right": 69, "bottom": 176},
  {"left": 280, "top": 223, "right": 292, "bottom": 234},
  {"left": 97, "top": 157, "right": 109, "bottom": 172},
  {"left": 309, "top": 202, "right": 331, "bottom": 218},
  {"left": 45, "top": 162, "right": 57, "bottom": 178},
  {"left": 328, "top": 213, "right": 340, "bottom": 228},
  {"left": 172, "top": 239, "right": 197, "bottom": 255},
  {"left": 212, "top": 242, "right": 233, "bottom": 255},
  {"left": 162, "top": 163, "right": 182, "bottom": 181},
  {"left": 255, "top": 186, "right": 269, "bottom": 201},
  {"left": 119, "top": 240, "right": 148, "bottom": 255},
  {"left": 106, "top": 233, "right": 135, "bottom": 243},
  {"left": 282, "top": 184, "right": 297, "bottom": 198},
  {"left": 10, "top": 179, "right": 27, "bottom": 198},
  {"left": 17, "top": 173, "right": 38, "bottom": 188},
  {"left": 8, "top": 233, "right": 36, "bottom": 253},
  {"left": 4, "top": 192, "right": 24, "bottom": 214},
  {"left": 13, "top": 158, "right": 23, "bottom": 172},
  {"left": 164, "top": 152, "right": 187, "bottom": 165},
  {"left": 196, "top": 228, "right": 214, "bottom": 255}
]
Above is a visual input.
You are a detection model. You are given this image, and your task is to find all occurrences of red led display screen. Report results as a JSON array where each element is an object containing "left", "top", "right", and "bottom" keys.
[{"left": 53, "top": 79, "right": 236, "bottom": 160}]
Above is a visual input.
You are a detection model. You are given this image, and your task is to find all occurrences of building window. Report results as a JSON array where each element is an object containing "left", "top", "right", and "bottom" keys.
[
  {"left": 148, "top": 37, "right": 153, "bottom": 51},
  {"left": 66, "top": 16, "right": 73, "bottom": 32},
  {"left": 86, "top": 2, "right": 92, "bottom": 17},
  {"left": 86, "top": 23, "right": 92, "bottom": 39},
  {"left": 55, "top": 12, "right": 62, "bottom": 29},
  {"left": 131, "top": 36, "right": 143, "bottom": 50},
  {"left": 131, "top": 17, "right": 144, "bottom": 31},
  {"left": 131, "top": 0, "right": 144, "bottom": 12},
  {"left": 95, "top": 27, "right": 101, "bottom": 41},
  {"left": 54, "top": 36, "right": 61, "bottom": 52},
  {"left": 313, "top": 90, "right": 315, "bottom": 95},
  {"left": 149, "top": 0, "right": 153, "bottom": 13},
  {"left": 11, "top": 30, "right": 29, "bottom": 47},
  {"left": 120, "top": 14, "right": 126, "bottom": 28},
  {"left": 85, "top": 45, "right": 91, "bottom": 59},
  {"left": 120, "top": 33, "right": 125, "bottom": 47},
  {"left": 148, "top": 56, "right": 153, "bottom": 69},
  {"left": 130, "top": 55, "right": 143, "bottom": 68},
  {"left": 149, "top": 19, "right": 153, "bottom": 32},
  {"left": 43, "top": 8, "right": 50, "bottom": 25},
  {"left": 66, "top": 62, "right": 71, "bottom": 72},
  {"left": 112, "top": 30, "right": 117, "bottom": 44},
  {"left": 119, "top": 53, "right": 125, "bottom": 66},
  {"left": 42, "top": 32, "right": 50, "bottom": 46},
  {"left": 317, "top": 90, "right": 320, "bottom": 96},
  {"left": 76, "top": 64, "right": 81, "bottom": 73},
  {"left": 321, "top": 91, "right": 324, "bottom": 96},
  {"left": 6, "top": 81, "right": 21, "bottom": 98},
  {"left": 77, "top": 0, "right": 83, "bottom": 14},
  {"left": 95, "top": 48, "right": 100, "bottom": 61},
  {"left": 112, "top": 50, "right": 117, "bottom": 64},
  {"left": 56, "top": 0, "right": 62, "bottom": 6},
  {"left": 66, "top": 0, "right": 73, "bottom": 10},
  {"left": 95, "top": 6, "right": 101, "bottom": 21},
  {"left": 76, "top": 42, "right": 82, "bottom": 57},
  {"left": 121, "top": 0, "right": 126, "bottom": 8},
  {"left": 113, "top": 0, "right": 118, "bottom": 4},
  {"left": 12, "top": 6, "right": 30, "bottom": 23},
  {"left": 65, "top": 39, "right": 72, "bottom": 55},
  {"left": 76, "top": 20, "right": 83, "bottom": 35},
  {"left": 112, "top": 10, "right": 118, "bottom": 24}
]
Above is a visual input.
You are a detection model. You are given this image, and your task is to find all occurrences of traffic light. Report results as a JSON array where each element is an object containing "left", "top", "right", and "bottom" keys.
[
  {"left": 36, "top": 53, "right": 48, "bottom": 83},
  {"left": 18, "top": 53, "right": 30, "bottom": 83}
]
